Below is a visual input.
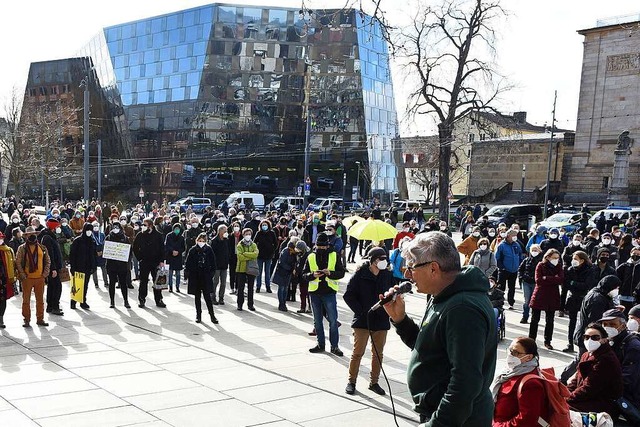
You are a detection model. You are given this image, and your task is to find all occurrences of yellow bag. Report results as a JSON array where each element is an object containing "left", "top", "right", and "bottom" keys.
[{"left": 70, "top": 272, "right": 85, "bottom": 303}]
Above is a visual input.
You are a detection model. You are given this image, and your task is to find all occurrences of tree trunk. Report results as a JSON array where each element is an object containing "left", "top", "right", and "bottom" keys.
[{"left": 438, "top": 122, "right": 453, "bottom": 220}]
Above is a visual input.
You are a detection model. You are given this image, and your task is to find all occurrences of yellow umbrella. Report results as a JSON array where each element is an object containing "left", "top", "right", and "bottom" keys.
[
  {"left": 347, "top": 219, "right": 398, "bottom": 241},
  {"left": 342, "top": 215, "right": 364, "bottom": 228}
]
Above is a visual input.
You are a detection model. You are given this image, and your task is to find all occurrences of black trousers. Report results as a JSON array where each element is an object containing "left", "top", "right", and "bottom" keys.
[
  {"left": 108, "top": 270, "right": 129, "bottom": 304},
  {"left": 498, "top": 270, "right": 518, "bottom": 306},
  {"left": 559, "top": 284, "right": 568, "bottom": 312},
  {"left": 529, "top": 309, "right": 555, "bottom": 344},
  {"left": 46, "top": 275, "right": 62, "bottom": 310},
  {"left": 194, "top": 286, "right": 214, "bottom": 317},
  {"left": 236, "top": 272, "right": 254, "bottom": 309},
  {"left": 347, "top": 243, "right": 357, "bottom": 263},
  {"left": 229, "top": 260, "right": 237, "bottom": 291},
  {"left": 567, "top": 309, "right": 578, "bottom": 347},
  {"left": 138, "top": 263, "right": 163, "bottom": 304}
]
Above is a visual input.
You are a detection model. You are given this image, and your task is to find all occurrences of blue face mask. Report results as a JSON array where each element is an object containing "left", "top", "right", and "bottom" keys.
[{"left": 261, "top": 225, "right": 268, "bottom": 231}]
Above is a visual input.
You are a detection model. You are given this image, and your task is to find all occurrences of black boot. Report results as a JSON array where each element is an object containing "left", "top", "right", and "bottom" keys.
[{"left": 196, "top": 313, "right": 202, "bottom": 323}]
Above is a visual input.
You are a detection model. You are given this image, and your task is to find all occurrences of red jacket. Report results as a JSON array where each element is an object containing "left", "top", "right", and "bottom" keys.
[
  {"left": 529, "top": 261, "right": 564, "bottom": 311},
  {"left": 567, "top": 343, "right": 623, "bottom": 416},
  {"left": 493, "top": 373, "right": 549, "bottom": 427}
]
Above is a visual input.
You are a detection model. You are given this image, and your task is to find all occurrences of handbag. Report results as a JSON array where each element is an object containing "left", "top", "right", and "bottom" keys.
[
  {"left": 59, "top": 266, "right": 71, "bottom": 282},
  {"left": 246, "top": 259, "right": 259, "bottom": 276},
  {"left": 153, "top": 266, "right": 169, "bottom": 290}
]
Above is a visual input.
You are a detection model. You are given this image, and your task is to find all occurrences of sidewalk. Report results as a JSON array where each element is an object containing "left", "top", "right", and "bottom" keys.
[{"left": 0, "top": 253, "right": 577, "bottom": 426}]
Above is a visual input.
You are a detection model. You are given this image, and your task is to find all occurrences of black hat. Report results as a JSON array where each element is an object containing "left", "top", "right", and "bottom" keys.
[
  {"left": 628, "top": 304, "right": 640, "bottom": 318},
  {"left": 597, "top": 247, "right": 611, "bottom": 257},
  {"left": 599, "top": 309, "right": 626, "bottom": 322},
  {"left": 315, "top": 232, "right": 329, "bottom": 246},
  {"left": 368, "top": 247, "right": 387, "bottom": 261}
]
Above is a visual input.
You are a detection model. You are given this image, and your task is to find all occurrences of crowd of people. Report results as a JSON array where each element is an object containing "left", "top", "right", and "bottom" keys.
[{"left": 1, "top": 195, "right": 640, "bottom": 425}]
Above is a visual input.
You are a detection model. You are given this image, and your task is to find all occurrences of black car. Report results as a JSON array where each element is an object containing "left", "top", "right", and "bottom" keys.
[{"left": 485, "top": 204, "right": 543, "bottom": 230}]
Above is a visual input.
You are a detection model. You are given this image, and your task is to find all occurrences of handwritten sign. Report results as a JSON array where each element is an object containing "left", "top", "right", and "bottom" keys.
[{"left": 103, "top": 241, "right": 131, "bottom": 262}]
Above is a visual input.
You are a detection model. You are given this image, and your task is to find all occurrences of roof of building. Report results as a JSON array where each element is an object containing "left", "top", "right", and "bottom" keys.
[
  {"left": 471, "top": 111, "right": 571, "bottom": 134},
  {"left": 578, "top": 13, "right": 640, "bottom": 34}
]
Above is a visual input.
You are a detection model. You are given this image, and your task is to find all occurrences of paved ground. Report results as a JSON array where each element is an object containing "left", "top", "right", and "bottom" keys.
[{"left": 0, "top": 237, "right": 578, "bottom": 427}]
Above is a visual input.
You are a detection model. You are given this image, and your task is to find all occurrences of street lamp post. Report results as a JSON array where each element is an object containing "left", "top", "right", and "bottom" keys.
[
  {"left": 81, "top": 74, "right": 90, "bottom": 203},
  {"left": 520, "top": 164, "right": 526, "bottom": 203},
  {"left": 355, "top": 161, "right": 361, "bottom": 201}
]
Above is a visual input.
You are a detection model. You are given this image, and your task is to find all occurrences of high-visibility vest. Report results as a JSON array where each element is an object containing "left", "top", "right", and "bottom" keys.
[{"left": 307, "top": 252, "right": 338, "bottom": 292}]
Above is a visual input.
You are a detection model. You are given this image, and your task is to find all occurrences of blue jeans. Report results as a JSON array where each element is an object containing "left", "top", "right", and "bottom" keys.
[
  {"left": 168, "top": 269, "right": 181, "bottom": 290},
  {"left": 310, "top": 293, "right": 339, "bottom": 349},
  {"left": 522, "top": 281, "right": 534, "bottom": 320},
  {"left": 256, "top": 259, "right": 272, "bottom": 291},
  {"left": 277, "top": 283, "right": 289, "bottom": 307}
]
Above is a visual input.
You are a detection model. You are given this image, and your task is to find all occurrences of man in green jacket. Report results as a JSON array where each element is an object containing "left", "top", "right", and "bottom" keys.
[{"left": 382, "top": 232, "right": 497, "bottom": 426}]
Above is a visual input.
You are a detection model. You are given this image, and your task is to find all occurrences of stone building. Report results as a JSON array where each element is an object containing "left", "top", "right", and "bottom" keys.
[{"left": 564, "top": 14, "right": 640, "bottom": 203}]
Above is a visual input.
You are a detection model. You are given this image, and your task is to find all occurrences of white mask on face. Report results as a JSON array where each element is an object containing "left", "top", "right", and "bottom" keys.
[
  {"left": 488, "top": 232, "right": 495, "bottom": 237},
  {"left": 56, "top": 227, "right": 62, "bottom": 234},
  {"left": 243, "top": 235, "right": 252, "bottom": 242},
  {"left": 549, "top": 259, "right": 559, "bottom": 266},
  {"left": 571, "top": 259, "right": 580, "bottom": 268},
  {"left": 85, "top": 230, "right": 92, "bottom": 237},
  {"left": 608, "top": 288, "right": 619, "bottom": 298},
  {"left": 584, "top": 338, "right": 601, "bottom": 352},
  {"left": 223, "top": 232, "right": 229, "bottom": 239},
  {"left": 604, "top": 326, "right": 619, "bottom": 339},
  {"left": 11, "top": 218, "right": 18, "bottom": 224},
  {"left": 602, "top": 238, "right": 612, "bottom": 245},
  {"left": 112, "top": 228, "right": 120, "bottom": 234},
  {"left": 549, "top": 234, "right": 558, "bottom": 239},
  {"left": 573, "top": 240, "right": 581, "bottom": 246},
  {"left": 479, "top": 245, "right": 488, "bottom": 251},
  {"left": 376, "top": 260, "right": 388, "bottom": 270},
  {"left": 197, "top": 241, "right": 205, "bottom": 248},
  {"left": 627, "top": 319, "right": 639, "bottom": 332},
  {"left": 506, "top": 353, "right": 522, "bottom": 370},
  {"left": 472, "top": 232, "right": 480, "bottom": 238},
  {"left": 531, "top": 251, "right": 540, "bottom": 257},
  {"left": 0, "top": 239, "right": 4, "bottom": 246},
  {"left": 233, "top": 227, "right": 240, "bottom": 233},
  {"left": 141, "top": 225, "right": 147, "bottom": 233},
  {"left": 93, "top": 226, "right": 99, "bottom": 232}
]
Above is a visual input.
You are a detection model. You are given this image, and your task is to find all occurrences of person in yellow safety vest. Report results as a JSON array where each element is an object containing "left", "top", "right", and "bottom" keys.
[{"left": 303, "top": 232, "right": 346, "bottom": 356}]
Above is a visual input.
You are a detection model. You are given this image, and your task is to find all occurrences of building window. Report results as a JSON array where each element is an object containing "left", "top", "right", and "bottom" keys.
[
  {"left": 468, "top": 134, "right": 475, "bottom": 142},
  {"left": 479, "top": 134, "right": 486, "bottom": 141},
  {"left": 29, "top": 88, "right": 37, "bottom": 97},
  {"left": 602, "top": 176, "right": 609, "bottom": 189},
  {"left": 51, "top": 86, "right": 58, "bottom": 95},
  {"left": 39, "top": 87, "right": 47, "bottom": 96}
]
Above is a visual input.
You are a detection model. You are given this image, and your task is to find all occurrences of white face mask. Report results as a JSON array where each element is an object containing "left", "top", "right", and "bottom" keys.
[
  {"left": 197, "top": 241, "right": 205, "bottom": 248},
  {"left": 549, "top": 234, "right": 558, "bottom": 239},
  {"left": 549, "top": 259, "right": 559, "bottom": 266},
  {"left": 608, "top": 288, "right": 619, "bottom": 298},
  {"left": 222, "top": 232, "right": 229, "bottom": 239},
  {"left": 479, "top": 245, "right": 488, "bottom": 251},
  {"left": 573, "top": 240, "right": 581, "bottom": 246},
  {"left": 584, "top": 338, "right": 601, "bottom": 352},
  {"left": 233, "top": 227, "right": 240, "bottom": 233},
  {"left": 571, "top": 259, "right": 580, "bottom": 268},
  {"left": 627, "top": 318, "right": 639, "bottom": 332},
  {"left": 93, "top": 226, "right": 99, "bottom": 232},
  {"left": 56, "top": 227, "right": 62, "bottom": 234},
  {"left": 602, "top": 239, "right": 612, "bottom": 245},
  {"left": 85, "top": 230, "right": 92, "bottom": 237},
  {"left": 403, "top": 228, "right": 409, "bottom": 232},
  {"left": 11, "top": 218, "right": 18, "bottom": 224},
  {"left": 472, "top": 232, "right": 480, "bottom": 238},
  {"left": 488, "top": 232, "right": 495, "bottom": 237},
  {"left": 243, "top": 235, "right": 252, "bottom": 242},
  {"left": 376, "top": 260, "right": 388, "bottom": 270},
  {"left": 0, "top": 239, "right": 4, "bottom": 246},
  {"left": 112, "top": 228, "right": 120, "bottom": 234},
  {"left": 506, "top": 354, "right": 522, "bottom": 370},
  {"left": 604, "top": 326, "right": 619, "bottom": 339},
  {"left": 633, "top": 240, "right": 640, "bottom": 248},
  {"left": 141, "top": 225, "right": 147, "bottom": 233},
  {"left": 531, "top": 251, "right": 540, "bottom": 257}
]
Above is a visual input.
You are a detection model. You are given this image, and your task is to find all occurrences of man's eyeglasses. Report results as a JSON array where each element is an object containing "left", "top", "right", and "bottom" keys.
[
  {"left": 406, "top": 260, "right": 435, "bottom": 273},
  {"left": 583, "top": 334, "right": 601, "bottom": 341},
  {"left": 508, "top": 348, "right": 526, "bottom": 357}
]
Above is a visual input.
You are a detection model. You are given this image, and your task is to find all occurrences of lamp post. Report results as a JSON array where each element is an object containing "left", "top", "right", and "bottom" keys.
[
  {"left": 81, "top": 73, "right": 90, "bottom": 203},
  {"left": 355, "top": 161, "right": 361, "bottom": 201},
  {"left": 520, "top": 164, "right": 526, "bottom": 203}
]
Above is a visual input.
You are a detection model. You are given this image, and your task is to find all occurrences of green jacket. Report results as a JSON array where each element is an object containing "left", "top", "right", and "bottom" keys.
[
  {"left": 235, "top": 241, "right": 258, "bottom": 273},
  {"left": 394, "top": 266, "right": 497, "bottom": 426}
]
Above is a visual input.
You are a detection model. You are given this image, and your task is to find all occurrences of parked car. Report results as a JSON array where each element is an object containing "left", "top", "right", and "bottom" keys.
[
  {"left": 342, "top": 200, "right": 365, "bottom": 213},
  {"left": 247, "top": 176, "right": 278, "bottom": 193},
  {"left": 169, "top": 197, "right": 212, "bottom": 213},
  {"left": 220, "top": 191, "right": 265, "bottom": 211},
  {"left": 206, "top": 171, "right": 234, "bottom": 188},
  {"left": 485, "top": 204, "right": 543, "bottom": 230},
  {"left": 588, "top": 206, "right": 640, "bottom": 229},
  {"left": 392, "top": 199, "right": 428, "bottom": 220},
  {"left": 530, "top": 212, "right": 583, "bottom": 234},
  {"left": 310, "top": 197, "right": 343, "bottom": 211},
  {"left": 270, "top": 196, "right": 304, "bottom": 211}
]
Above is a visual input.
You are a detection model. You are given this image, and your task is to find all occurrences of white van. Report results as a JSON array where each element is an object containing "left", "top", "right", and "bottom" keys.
[
  {"left": 221, "top": 191, "right": 265, "bottom": 211},
  {"left": 310, "top": 197, "right": 343, "bottom": 210},
  {"left": 270, "top": 196, "right": 304, "bottom": 210}
]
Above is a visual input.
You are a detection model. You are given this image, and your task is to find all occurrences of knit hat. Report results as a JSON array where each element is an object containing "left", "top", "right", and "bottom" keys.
[
  {"left": 46, "top": 218, "right": 60, "bottom": 231},
  {"left": 251, "top": 211, "right": 259, "bottom": 219},
  {"left": 596, "top": 247, "right": 611, "bottom": 257},
  {"left": 629, "top": 304, "right": 640, "bottom": 318},
  {"left": 295, "top": 240, "right": 309, "bottom": 253},
  {"left": 315, "top": 232, "right": 329, "bottom": 246},
  {"left": 368, "top": 247, "right": 387, "bottom": 261},
  {"left": 549, "top": 228, "right": 559, "bottom": 235}
]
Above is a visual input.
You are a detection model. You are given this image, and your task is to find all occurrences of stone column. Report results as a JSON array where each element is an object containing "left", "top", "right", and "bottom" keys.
[{"left": 607, "top": 131, "right": 633, "bottom": 206}]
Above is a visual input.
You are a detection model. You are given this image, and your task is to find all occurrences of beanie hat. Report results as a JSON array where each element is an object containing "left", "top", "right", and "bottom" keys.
[
  {"left": 629, "top": 304, "right": 640, "bottom": 318},
  {"left": 46, "top": 218, "right": 60, "bottom": 231},
  {"left": 597, "top": 247, "right": 611, "bottom": 257},
  {"left": 368, "top": 247, "right": 387, "bottom": 261},
  {"left": 295, "top": 240, "right": 309, "bottom": 253},
  {"left": 315, "top": 232, "right": 329, "bottom": 246}
]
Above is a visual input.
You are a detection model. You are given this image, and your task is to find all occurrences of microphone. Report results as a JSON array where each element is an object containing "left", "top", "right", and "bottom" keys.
[{"left": 369, "top": 281, "right": 413, "bottom": 312}]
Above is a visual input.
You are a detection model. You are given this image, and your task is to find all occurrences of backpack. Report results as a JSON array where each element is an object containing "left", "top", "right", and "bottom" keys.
[{"left": 518, "top": 367, "right": 571, "bottom": 427}]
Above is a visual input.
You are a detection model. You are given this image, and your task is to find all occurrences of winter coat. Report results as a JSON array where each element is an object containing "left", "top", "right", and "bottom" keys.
[
  {"left": 457, "top": 235, "right": 479, "bottom": 265},
  {"left": 38, "top": 228, "right": 63, "bottom": 272},
  {"left": 492, "top": 372, "right": 549, "bottom": 427},
  {"left": 69, "top": 223, "right": 97, "bottom": 274},
  {"left": 254, "top": 229, "right": 278, "bottom": 260},
  {"left": 235, "top": 241, "right": 258, "bottom": 274},
  {"left": 184, "top": 244, "right": 216, "bottom": 295},
  {"left": 495, "top": 240, "right": 524, "bottom": 273},
  {"left": 562, "top": 242, "right": 584, "bottom": 269},
  {"left": 92, "top": 231, "right": 106, "bottom": 268},
  {"left": 525, "top": 234, "right": 545, "bottom": 252},
  {"left": 590, "top": 243, "right": 618, "bottom": 267},
  {"left": 567, "top": 342, "right": 623, "bottom": 416},
  {"left": 517, "top": 254, "right": 543, "bottom": 285},
  {"left": 132, "top": 228, "right": 164, "bottom": 267},
  {"left": 573, "top": 275, "right": 621, "bottom": 346},
  {"left": 392, "top": 266, "right": 496, "bottom": 425},
  {"left": 616, "top": 260, "right": 640, "bottom": 299},
  {"left": 469, "top": 249, "right": 497, "bottom": 278},
  {"left": 343, "top": 261, "right": 393, "bottom": 331},
  {"left": 303, "top": 223, "right": 325, "bottom": 247},
  {"left": 389, "top": 248, "right": 406, "bottom": 280},
  {"left": 210, "top": 235, "right": 230, "bottom": 270},
  {"left": 291, "top": 250, "right": 309, "bottom": 286},
  {"left": 529, "top": 261, "right": 564, "bottom": 311},
  {"left": 539, "top": 237, "right": 564, "bottom": 254},
  {"left": 610, "top": 330, "right": 640, "bottom": 408},
  {"left": 104, "top": 231, "right": 130, "bottom": 273},
  {"left": 164, "top": 230, "right": 186, "bottom": 271},
  {"left": 271, "top": 247, "right": 297, "bottom": 287},
  {"left": 564, "top": 263, "right": 597, "bottom": 313}
]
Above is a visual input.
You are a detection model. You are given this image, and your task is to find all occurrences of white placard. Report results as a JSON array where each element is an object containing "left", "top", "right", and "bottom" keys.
[{"left": 103, "top": 241, "right": 131, "bottom": 262}]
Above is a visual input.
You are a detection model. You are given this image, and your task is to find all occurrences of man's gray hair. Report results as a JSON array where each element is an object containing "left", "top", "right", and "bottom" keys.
[
  {"left": 401, "top": 232, "right": 461, "bottom": 273},
  {"left": 217, "top": 224, "right": 228, "bottom": 233}
]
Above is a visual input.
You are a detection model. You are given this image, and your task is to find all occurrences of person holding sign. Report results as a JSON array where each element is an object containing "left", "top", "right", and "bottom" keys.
[
  {"left": 69, "top": 223, "right": 97, "bottom": 310},
  {"left": 105, "top": 221, "right": 131, "bottom": 308},
  {"left": 15, "top": 227, "right": 51, "bottom": 327}
]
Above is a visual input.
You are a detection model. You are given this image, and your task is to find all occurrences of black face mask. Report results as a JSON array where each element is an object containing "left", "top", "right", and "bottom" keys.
[
  {"left": 27, "top": 235, "right": 37, "bottom": 243},
  {"left": 599, "top": 257, "right": 609, "bottom": 264}
]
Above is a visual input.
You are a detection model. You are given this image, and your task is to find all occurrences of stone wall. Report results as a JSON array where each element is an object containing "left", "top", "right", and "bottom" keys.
[{"left": 564, "top": 23, "right": 640, "bottom": 203}]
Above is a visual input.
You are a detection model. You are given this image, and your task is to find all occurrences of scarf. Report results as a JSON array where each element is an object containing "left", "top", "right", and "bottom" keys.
[
  {"left": 490, "top": 358, "right": 539, "bottom": 401},
  {"left": 25, "top": 242, "right": 39, "bottom": 273}
]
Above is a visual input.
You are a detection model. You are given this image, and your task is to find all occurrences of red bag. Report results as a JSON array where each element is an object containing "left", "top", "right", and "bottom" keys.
[
  {"left": 4, "top": 282, "right": 14, "bottom": 300},
  {"left": 518, "top": 367, "right": 571, "bottom": 427}
]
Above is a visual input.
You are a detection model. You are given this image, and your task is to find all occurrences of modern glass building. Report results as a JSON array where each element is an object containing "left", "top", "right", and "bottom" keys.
[{"left": 21, "top": 3, "right": 400, "bottom": 202}]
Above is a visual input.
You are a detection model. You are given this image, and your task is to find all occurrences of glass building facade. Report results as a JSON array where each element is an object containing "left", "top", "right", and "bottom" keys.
[{"left": 22, "top": 3, "right": 400, "bottom": 201}]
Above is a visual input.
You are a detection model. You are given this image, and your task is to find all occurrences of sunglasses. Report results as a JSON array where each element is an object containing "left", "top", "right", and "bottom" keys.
[
  {"left": 583, "top": 334, "right": 601, "bottom": 341},
  {"left": 406, "top": 260, "right": 435, "bottom": 273},
  {"left": 508, "top": 348, "right": 527, "bottom": 357}
]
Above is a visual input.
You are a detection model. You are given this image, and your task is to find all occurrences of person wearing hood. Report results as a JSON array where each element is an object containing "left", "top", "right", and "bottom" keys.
[
  {"left": 517, "top": 244, "right": 544, "bottom": 325},
  {"left": 16, "top": 227, "right": 51, "bottom": 327},
  {"left": 164, "top": 223, "right": 185, "bottom": 293},
  {"left": 90, "top": 221, "right": 108, "bottom": 289},
  {"left": 615, "top": 246, "right": 640, "bottom": 313},
  {"left": 5, "top": 213, "right": 24, "bottom": 239},
  {"left": 528, "top": 249, "right": 564, "bottom": 350},
  {"left": 491, "top": 337, "right": 550, "bottom": 426},
  {"left": 245, "top": 211, "right": 261, "bottom": 235},
  {"left": 254, "top": 219, "right": 277, "bottom": 293},
  {"left": 590, "top": 232, "right": 618, "bottom": 267},
  {"left": 598, "top": 309, "right": 640, "bottom": 412},
  {"left": 184, "top": 233, "right": 218, "bottom": 324},
  {"left": 39, "top": 219, "right": 64, "bottom": 316},
  {"left": 539, "top": 227, "right": 565, "bottom": 254},
  {"left": 525, "top": 225, "right": 547, "bottom": 252},
  {"left": 132, "top": 218, "right": 166, "bottom": 309},
  {"left": 343, "top": 247, "right": 393, "bottom": 396},
  {"left": 469, "top": 237, "right": 497, "bottom": 279},
  {"left": 560, "top": 274, "right": 622, "bottom": 384},
  {"left": 69, "top": 222, "right": 97, "bottom": 310},
  {"left": 382, "top": 232, "right": 497, "bottom": 426},
  {"left": 69, "top": 210, "right": 85, "bottom": 236},
  {"left": 105, "top": 221, "right": 131, "bottom": 308}
]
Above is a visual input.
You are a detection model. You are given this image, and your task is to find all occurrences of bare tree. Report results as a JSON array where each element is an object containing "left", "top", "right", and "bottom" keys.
[
  {"left": 398, "top": 0, "right": 508, "bottom": 218},
  {"left": 0, "top": 87, "right": 23, "bottom": 196}
]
